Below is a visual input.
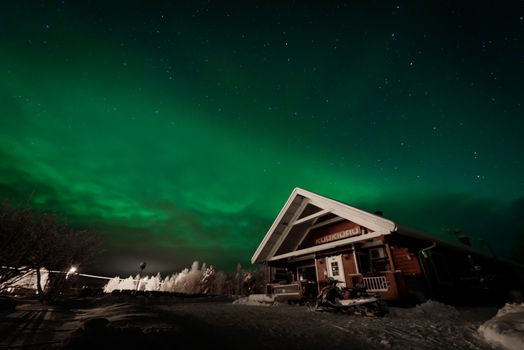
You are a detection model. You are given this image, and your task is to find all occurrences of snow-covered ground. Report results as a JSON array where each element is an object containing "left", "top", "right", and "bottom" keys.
[{"left": 1, "top": 296, "right": 522, "bottom": 350}]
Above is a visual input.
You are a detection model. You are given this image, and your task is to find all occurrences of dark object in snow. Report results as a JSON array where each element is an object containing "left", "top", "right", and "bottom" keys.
[
  {"left": 316, "top": 282, "right": 388, "bottom": 317},
  {"left": 0, "top": 296, "right": 16, "bottom": 312},
  {"left": 324, "top": 277, "right": 342, "bottom": 286},
  {"left": 83, "top": 317, "right": 109, "bottom": 334}
]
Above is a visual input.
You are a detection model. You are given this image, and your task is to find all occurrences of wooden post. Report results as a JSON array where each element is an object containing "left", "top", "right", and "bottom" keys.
[
  {"left": 352, "top": 243, "right": 360, "bottom": 274},
  {"left": 385, "top": 242, "right": 396, "bottom": 271}
]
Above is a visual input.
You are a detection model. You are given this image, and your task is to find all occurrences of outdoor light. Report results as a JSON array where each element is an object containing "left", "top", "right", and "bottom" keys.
[{"left": 66, "top": 266, "right": 77, "bottom": 279}]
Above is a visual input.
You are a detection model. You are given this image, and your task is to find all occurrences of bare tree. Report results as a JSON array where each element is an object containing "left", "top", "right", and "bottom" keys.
[
  {"left": 0, "top": 200, "right": 36, "bottom": 290},
  {"left": 0, "top": 199, "right": 101, "bottom": 301}
]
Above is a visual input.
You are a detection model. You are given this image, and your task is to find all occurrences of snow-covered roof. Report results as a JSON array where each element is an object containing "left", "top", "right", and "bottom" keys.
[
  {"left": 251, "top": 188, "right": 397, "bottom": 264},
  {"left": 251, "top": 187, "right": 511, "bottom": 265}
]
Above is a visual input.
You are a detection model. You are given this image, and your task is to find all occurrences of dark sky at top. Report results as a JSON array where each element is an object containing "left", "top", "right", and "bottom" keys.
[{"left": 1, "top": 1, "right": 523, "bottom": 275}]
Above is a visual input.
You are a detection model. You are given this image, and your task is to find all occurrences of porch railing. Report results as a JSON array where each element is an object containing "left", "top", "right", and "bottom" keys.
[{"left": 363, "top": 276, "right": 388, "bottom": 292}]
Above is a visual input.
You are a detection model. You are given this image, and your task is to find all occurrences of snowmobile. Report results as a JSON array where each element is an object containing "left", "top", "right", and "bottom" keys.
[{"left": 315, "top": 278, "right": 388, "bottom": 316}]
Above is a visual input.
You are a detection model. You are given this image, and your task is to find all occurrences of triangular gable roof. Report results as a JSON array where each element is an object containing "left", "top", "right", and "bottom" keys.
[{"left": 251, "top": 188, "right": 397, "bottom": 264}]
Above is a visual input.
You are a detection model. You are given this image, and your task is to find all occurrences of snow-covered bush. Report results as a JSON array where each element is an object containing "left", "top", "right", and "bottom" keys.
[
  {"left": 102, "top": 261, "right": 267, "bottom": 296},
  {"left": 103, "top": 261, "right": 226, "bottom": 294}
]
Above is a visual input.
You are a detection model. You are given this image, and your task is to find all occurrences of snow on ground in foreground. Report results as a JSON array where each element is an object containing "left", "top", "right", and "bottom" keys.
[
  {"left": 164, "top": 299, "right": 494, "bottom": 349},
  {"left": 0, "top": 297, "right": 507, "bottom": 350},
  {"left": 69, "top": 299, "right": 497, "bottom": 349},
  {"left": 478, "top": 303, "right": 524, "bottom": 350}
]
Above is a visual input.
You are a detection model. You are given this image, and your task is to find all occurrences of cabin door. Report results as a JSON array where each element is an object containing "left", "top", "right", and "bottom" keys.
[{"left": 326, "top": 255, "right": 346, "bottom": 287}]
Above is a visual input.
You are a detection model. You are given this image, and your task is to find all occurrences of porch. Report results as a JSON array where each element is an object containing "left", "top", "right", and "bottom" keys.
[{"left": 351, "top": 271, "right": 404, "bottom": 300}]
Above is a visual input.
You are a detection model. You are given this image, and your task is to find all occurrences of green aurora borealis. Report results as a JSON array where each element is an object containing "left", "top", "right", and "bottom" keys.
[{"left": 1, "top": 1, "right": 524, "bottom": 274}]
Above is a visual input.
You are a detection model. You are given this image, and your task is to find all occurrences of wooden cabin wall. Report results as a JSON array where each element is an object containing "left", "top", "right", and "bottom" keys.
[
  {"left": 389, "top": 246, "right": 422, "bottom": 276},
  {"left": 341, "top": 252, "right": 358, "bottom": 287},
  {"left": 386, "top": 234, "right": 523, "bottom": 304},
  {"left": 384, "top": 237, "right": 431, "bottom": 303}
]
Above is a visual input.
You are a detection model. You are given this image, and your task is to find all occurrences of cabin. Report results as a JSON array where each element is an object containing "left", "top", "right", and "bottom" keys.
[{"left": 251, "top": 188, "right": 523, "bottom": 305}]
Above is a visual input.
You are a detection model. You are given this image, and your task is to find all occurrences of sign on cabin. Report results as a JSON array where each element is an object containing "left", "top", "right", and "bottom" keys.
[{"left": 314, "top": 225, "right": 362, "bottom": 245}]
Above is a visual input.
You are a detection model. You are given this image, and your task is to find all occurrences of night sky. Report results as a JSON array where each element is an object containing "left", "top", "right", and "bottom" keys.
[{"left": 1, "top": 1, "right": 524, "bottom": 275}]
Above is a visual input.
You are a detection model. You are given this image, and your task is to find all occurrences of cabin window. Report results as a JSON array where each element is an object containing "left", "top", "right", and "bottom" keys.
[
  {"left": 369, "top": 246, "right": 389, "bottom": 272},
  {"left": 331, "top": 261, "right": 340, "bottom": 277},
  {"left": 271, "top": 267, "right": 289, "bottom": 283},
  {"left": 297, "top": 265, "right": 316, "bottom": 282},
  {"left": 357, "top": 252, "right": 371, "bottom": 273}
]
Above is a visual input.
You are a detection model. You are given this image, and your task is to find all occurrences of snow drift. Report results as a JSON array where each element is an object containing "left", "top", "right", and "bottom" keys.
[
  {"left": 232, "top": 294, "right": 275, "bottom": 306},
  {"left": 478, "top": 303, "right": 524, "bottom": 350}
]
